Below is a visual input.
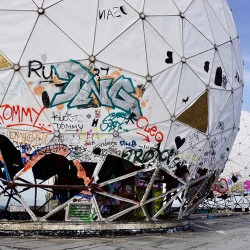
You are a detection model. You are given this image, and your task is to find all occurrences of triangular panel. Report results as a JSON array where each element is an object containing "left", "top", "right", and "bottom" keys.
[
  {"left": 185, "top": 0, "right": 214, "bottom": 44},
  {"left": 207, "top": 0, "right": 229, "bottom": 35},
  {"left": 0, "top": 72, "right": 53, "bottom": 133},
  {"left": 144, "top": 0, "right": 179, "bottom": 15},
  {"left": 177, "top": 91, "right": 208, "bottom": 133},
  {"left": 144, "top": 20, "right": 181, "bottom": 76},
  {"left": 0, "top": 11, "right": 38, "bottom": 64},
  {"left": 94, "top": 0, "right": 139, "bottom": 55},
  {"left": 175, "top": 64, "right": 206, "bottom": 116},
  {"left": 208, "top": 89, "right": 231, "bottom": 134},
  {"left": 124, "top": 0, "right": 144, "bottom": 13},
  {"left": 43, "top": 0, "right": 62, "bottom": 8},
  {"left": 139, "top": 83, "right": 172, "bottom": 123},
  {"left": 233, "top": 87, "right": 243, "bottom": 129},
  {"left": 211, "top": 94, "right": 235, "bottom": 134},
  {"left": 20, "top": 15, "right": 88, "bottom": 66},
  {"left": 0, "top": 0, "right": 37, "bottom": 10},
  {"left": 204, "top": 0, "right": 230, "bottom": 45},
  {"left": 222, "top": 0, "right": 238, "bottom": 39},
  {"left": 0, "top": 69, "right": 14, "bottom": 105},
  {"left": 173, "top": 0, "right": 193, "bottom": 13},
  {"left": 146, "top": 16, "right": 183, "bottom": 57},
  {"left": 153, "top": 63, "right": 182, "bottom": 116},
  {"left": 218, "top": 42, "right": 233, "bottom": 86},
  {"left": 209, "top": 51, "right": 232, "bottom": 90},
  {"left": 183, "top": 20, "right": 214, "bottom": 58},
  {"left": 97, "top": 20, "right": 148, "bottom": 76},
  {"left": 186, "top": 49, "right": 215, "bottom": 85},
  {"left": 46, "top": 0, "right": 98, "bottom": 55}
]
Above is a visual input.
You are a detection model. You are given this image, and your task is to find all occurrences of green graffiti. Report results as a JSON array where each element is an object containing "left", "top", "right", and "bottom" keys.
[{"left": 69, "top": 205, "right": 95, "bottom": 222}]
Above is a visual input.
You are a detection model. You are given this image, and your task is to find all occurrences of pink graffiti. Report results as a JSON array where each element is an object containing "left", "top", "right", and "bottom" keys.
[{"left": 244, "top": 180, "right": 250, "bottom": 191}]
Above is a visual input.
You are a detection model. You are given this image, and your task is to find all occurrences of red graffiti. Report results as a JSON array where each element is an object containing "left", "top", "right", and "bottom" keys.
[
  {"left": 136, "top": 116, "right": 164, "bottom": 143},
  {"left": 0, "top": 105, "right": 51, "bottom": 132},
  {"left": 213, "top": 178, "right": 229, "bottom": 194}
]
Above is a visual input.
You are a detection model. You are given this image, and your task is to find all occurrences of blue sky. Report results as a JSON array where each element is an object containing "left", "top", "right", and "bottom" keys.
[{"left": 227, "top": 0, "right": 250, "bottom": 111}]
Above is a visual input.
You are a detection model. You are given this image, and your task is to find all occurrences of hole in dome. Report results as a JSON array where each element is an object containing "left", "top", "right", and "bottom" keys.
[
  {"left": 0, "top": 53, "right": 12, "bottom": 69},
  {"left": 177, "top": 92, "right": 208, "bottom": 133}
]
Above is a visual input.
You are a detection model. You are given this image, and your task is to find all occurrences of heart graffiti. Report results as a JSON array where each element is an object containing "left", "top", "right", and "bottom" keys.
[{"left": 175, "top": 136, "right": 185, "bottom": 150}]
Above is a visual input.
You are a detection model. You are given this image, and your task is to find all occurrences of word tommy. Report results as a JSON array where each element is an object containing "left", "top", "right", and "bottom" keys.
[{"left": 0, "top": 105, "right": 50, "bottom": 132}]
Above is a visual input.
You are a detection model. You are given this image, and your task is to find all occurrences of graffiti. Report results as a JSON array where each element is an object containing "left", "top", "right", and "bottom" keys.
[
  {"left": 182, "top": 96, "right": 189, "bottom": 104},
  {"left": 51, "top": 113, "right": 83, "bottom": 123},
  {"left": 178, "top": 152, "right": 202, "bottom": 165},
  {"left": 54, "top": 123, "right": 84, "bottom": 132},
  {"left": 99, "top": 5, "right": 128, "bottom": 20},
  {"left": 92, "top": 118, "right": 99, "bottom": 127},
  {"left": 68, "top": 145, "right": 87, "bottom": 157},
  {"left": 213, "top": 178, "right": 229, "bottom": 194},
  {"left": 122, "top": 147, "right": 177, "bottom": 165},
  {"left": 0, "top": 161, "right": 11, "bottom": 181},
  {"left": 49, "top": 60, "right": 142, "bottom": 117},
  {"left": 204, "top": 137, "right": 219, "bottom": 157},
  {"left": 165, "top": 51, "right": 173, "bottom": 64},
  {"left": 216, "top": 121, "right": 225, "bottom": 131},
  {"left": 100, "top": 112, "right": 130, "bottom": 132},
  {"left": 8, "top": 130, "right": 49, "bottom": 146},
  {"left": 18, "top": 141, "right": 84, "bottom": 159},
  {"left": 70, "top": 205, "right": 94, "bottom": 222},
  {"left": 0, "top": 105, "right": 50, "bottom": 132},
  {"left": 28, "top": 60, "right": 53, "bottom": 83},
  {"left": 231, "top": 182, "right": 244, "bottom": 193},
  {"left": 20, "top": 144, "right": 71, "bottom": 173},
  {"left": 136, "top": 116, "right": 164, "bottom": 143},
  {"left": 175, "top": 136, "right": 185, "bottom": 150},
  {"left": 188, "top": 131, "right": 200, "bottom": 148},
  {"left": 101, "top": 147, "right": 122, "bottom": 157},
  {"left": 95, "top": 139, "right": 118, "bottom": 149},
  {"left": 0, "top": 80, "right": 24, "bottom": 97},
  {"left": 214, "top": 67, "right": 223, "bottom": 87},
  {"left": 204, "top": 61, "right": 210, "bottom": 73},
  {"left": 81, "top": 128, "right": 104, "bottom": 140},
  {"left": 222, "top": 75, "right": 228, "bottom": 89},
  {"left": 235, "top": 71, "right": 241, "bottom": 83},
  {"left": 244, "top": 180, "right": 250, "bottom": 192},
  {"left": 214, "top": 67, "right": 228, "bottom": 89},
  {"left": 55, "top": 128, "right": 104, "bottom": 146},
  {"left": 92, "top": 67, "right": 110, "bottom": 81},
  {"left": 34, "top": 144, "right": 71, "bottom": 156},
  {"left": 120, "top": 140, "right": 137, "bottom": 148}
]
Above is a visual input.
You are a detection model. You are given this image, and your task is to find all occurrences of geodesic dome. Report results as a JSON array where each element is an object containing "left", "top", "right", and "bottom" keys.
[
  {"left": 201, "top": 111, "right": 250, "bottom": 212},
  {"left": 0, "top": 0, "right": 244, "bottom": 222},
  {"left": 222, "top": 111, "right": 250, "bottom": 194}
]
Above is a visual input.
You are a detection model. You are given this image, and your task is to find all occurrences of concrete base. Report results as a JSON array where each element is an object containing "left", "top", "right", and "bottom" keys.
[
  {"left": 0, "top": 220, "right": 190, "bottom": 237},
  {"left": 190, "top": 211, "right": 250, "bottom": 220}
]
